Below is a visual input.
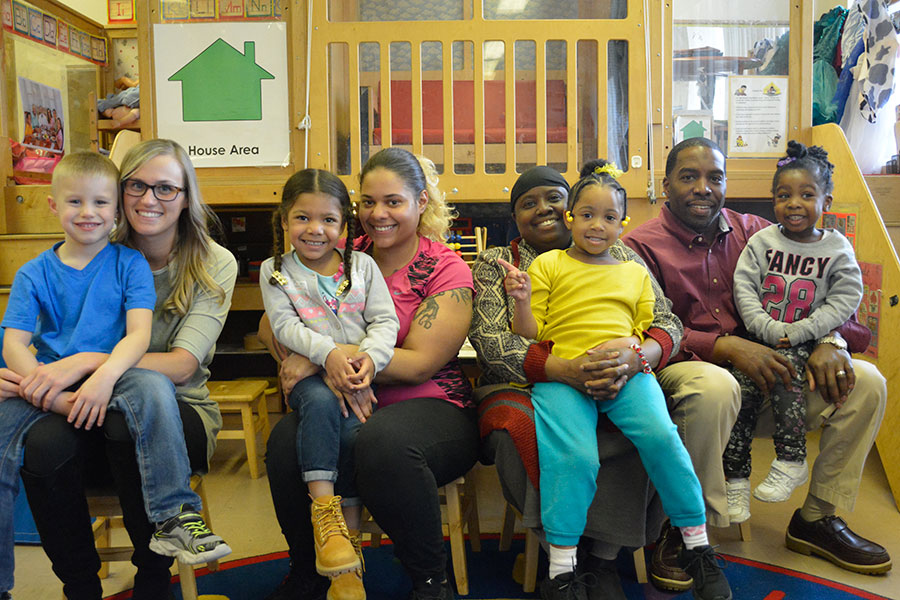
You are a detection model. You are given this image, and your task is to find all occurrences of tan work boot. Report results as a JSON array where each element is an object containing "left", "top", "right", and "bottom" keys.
[
  {"left": 327, "top": 535, "right": 366, "bottom": 600},
  {"left": 311, "top": 495, "right": 361, "bottom": 576}
]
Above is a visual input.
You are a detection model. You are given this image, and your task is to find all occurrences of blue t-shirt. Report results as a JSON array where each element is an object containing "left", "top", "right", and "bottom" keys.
[{"left": 2, "top": 242, "right": 156, "bottom": 364}]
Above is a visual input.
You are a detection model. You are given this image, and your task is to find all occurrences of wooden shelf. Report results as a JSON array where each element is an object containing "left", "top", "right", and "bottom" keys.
[
  {"left": 231, "top": 282, "right": 264, "bottom": 311},
  {"left": 97, "top": 118, "right": 141, "bottom": 132}
]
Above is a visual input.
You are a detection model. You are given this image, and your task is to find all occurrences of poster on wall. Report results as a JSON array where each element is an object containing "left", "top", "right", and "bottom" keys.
[
  {"left": 857, "top": 262, "right": 882, "bottom": 358},
  {"left": 727, "top": 75, "right": 787, "bottom": 157},
  {"left": 108, "top": 0, "right": 134, "bottom": 23},
  {"left": 674, "top": 110, "right": 713, "bottom": 144},
  {"left": 18, "top": 76, "right": 64, "bottom": 153},
  {"left": 42, "top": 14, "right": 56, "bottom": 47},
  {"left": 2, "top": 0, "right": 12, "bottom": 30},
  {"left": 822, "top": 211, "right": 857, "bottom": 250},
  {"left": 153, "top": 21, "right": 290, "bottom": 167}
]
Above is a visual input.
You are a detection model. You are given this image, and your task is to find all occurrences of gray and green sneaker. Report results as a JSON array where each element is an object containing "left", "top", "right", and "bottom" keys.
[{"left": 149, "top": 504, "right": 232, "bottom": 565}]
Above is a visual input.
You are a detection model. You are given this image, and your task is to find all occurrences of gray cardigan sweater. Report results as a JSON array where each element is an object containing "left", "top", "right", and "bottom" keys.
[{"left": 260, "top": 249, "right": 399, "bottom": 372}]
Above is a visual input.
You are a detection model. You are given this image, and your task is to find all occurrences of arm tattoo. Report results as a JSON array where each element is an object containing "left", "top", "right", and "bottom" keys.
[
  {"left": 415, "top": 294, "right": 441, "bottom": 330},
  {"left": 414, "top": 289, "right": 472, "bottom": 330}
]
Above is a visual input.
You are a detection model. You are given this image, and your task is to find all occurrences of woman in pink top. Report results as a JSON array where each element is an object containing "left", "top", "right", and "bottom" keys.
[{"left": 264, "top": 147, "right": 477, "bottom": 600}]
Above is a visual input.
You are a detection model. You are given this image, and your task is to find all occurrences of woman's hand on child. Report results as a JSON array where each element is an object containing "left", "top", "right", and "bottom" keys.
[
  {"left": 0, "top": 368, "right": 22, "bottom": 400},
  {"left": 343, "top": 387, "right": 377, "bottom": 423},
  {"left": 497, "top": 258, "right": 531, "bottom": 302},
  {"left": 279, "top": 353, "right": 319, "bottom": 398}
]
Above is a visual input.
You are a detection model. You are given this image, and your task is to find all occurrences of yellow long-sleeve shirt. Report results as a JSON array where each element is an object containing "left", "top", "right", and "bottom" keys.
[{"left": 527, "top": 249, "right": 655, "bottom": 360}]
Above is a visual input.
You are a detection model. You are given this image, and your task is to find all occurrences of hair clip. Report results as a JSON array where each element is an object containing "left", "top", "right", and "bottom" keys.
[
  {"left": 270, "top": 270, "right": 288, "bottom": 286},
  {"left": 777, "top": 156, "right": 796, "bottom": 167},
  {"left": 621, "top": 216, "right": 631, "bottom": 226},
  {"left": 594, "top": 163, "right": 624, "bottom": 179},
  {"left": 565, "top": 211, "right": 574, "bottom": 222},
  {"left": 351, "top": 202, "right": 358, "bottom": 217}
]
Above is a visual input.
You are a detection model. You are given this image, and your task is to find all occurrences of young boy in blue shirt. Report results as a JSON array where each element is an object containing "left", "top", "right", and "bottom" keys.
[{"left": 0, "top": 152, "right": 230, "bottom": 599}]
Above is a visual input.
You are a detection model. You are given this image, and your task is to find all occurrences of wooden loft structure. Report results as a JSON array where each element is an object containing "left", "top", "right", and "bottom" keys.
[{"left": 1, "top": 0, "right": 899, "bottom": 508}]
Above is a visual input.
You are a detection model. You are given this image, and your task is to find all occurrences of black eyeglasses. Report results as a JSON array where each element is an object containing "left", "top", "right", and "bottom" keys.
[{"left": 122, "top": 179, "right": 184, "bottom": 202}]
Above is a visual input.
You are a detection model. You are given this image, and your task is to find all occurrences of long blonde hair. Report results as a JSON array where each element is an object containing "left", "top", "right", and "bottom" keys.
[
  {"left": 113, "top": 139, "right": 225, "bottom": 316},
  {"left": 359, "top": 147, "right": 456, "bottom": 241}
]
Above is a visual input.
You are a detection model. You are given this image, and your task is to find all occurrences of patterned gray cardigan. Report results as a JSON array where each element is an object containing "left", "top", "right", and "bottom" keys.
[{"left": 469, "top": 237, "right": 683, "bottom": 386}]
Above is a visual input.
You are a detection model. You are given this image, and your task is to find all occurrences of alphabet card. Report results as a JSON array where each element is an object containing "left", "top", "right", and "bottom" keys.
[{"left": 154, "top": 21, "right": 289, "bottom": 167}]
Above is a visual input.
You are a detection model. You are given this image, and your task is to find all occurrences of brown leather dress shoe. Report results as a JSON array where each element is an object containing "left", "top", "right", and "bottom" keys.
[
  {"left": 649, "top": 521, "right": 692, "bottom": 592},
  {"left": 785, "top": 509, "right": 892, "bottom": 574}
]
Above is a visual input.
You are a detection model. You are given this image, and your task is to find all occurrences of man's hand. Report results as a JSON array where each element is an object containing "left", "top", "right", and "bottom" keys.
[
  {"left": 806, "top": 343, "right": 854, "bottom": 407},
  {"left": 712, "top": 335, "right": 795, "bottom": 395}
]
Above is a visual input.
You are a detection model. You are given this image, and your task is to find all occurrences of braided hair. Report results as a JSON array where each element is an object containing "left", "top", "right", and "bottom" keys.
[
  {"left": 570, "top": 159, "right": 628, "bottom": 218},
  {"left": 269, "top": 169, "right": 356, "bottom": 296},
  {"left": 772, "top": 140, "right": 835, "bottom": 195}
]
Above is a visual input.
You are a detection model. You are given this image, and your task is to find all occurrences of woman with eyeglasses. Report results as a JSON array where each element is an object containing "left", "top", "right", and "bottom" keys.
[{"left": 15, "top": 139, "right": 237, "bottom": 599}]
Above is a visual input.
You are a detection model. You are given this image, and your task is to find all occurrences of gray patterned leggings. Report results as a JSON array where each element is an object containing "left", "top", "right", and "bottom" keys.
[{"left": 723, "top": 340, "right": 814, "bottom": 478}]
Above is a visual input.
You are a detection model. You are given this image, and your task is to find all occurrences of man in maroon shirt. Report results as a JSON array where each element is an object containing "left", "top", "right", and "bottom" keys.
[{"left": 624, "top": 138, "right": 890, "bottom": 590}]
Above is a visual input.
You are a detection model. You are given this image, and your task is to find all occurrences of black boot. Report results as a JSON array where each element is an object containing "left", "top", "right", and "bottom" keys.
[
  {"left": 102, "top": 434, "right": 176, "bottom": 599},
  {"left": 20, "top": 460, "right": 103, "bottom": 600}
]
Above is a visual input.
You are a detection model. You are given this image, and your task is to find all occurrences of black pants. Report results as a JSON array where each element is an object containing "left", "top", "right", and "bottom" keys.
[
  {"left": 20, "top": 402, "right": 208, "bottom": 600},
  {"left": 266, "top": 398, "right": 478, "bottom": 587}
]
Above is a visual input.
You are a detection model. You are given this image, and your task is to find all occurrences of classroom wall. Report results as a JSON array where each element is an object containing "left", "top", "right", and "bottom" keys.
[{"left": 59, "top": 0, "right": 108, "bottom": 26}]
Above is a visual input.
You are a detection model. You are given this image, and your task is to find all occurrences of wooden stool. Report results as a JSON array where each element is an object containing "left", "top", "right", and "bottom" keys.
[
  {"left": 82, "top": 475, "right": 217, "bottom": 600},
  {"left": 499, "top": 502, "right": 648, "bottom": 591},
  {"left": 360, "top": 475, "right": 481, "bottom": 595},
  {"left": 207, "top": 380, "right": 270, "bottom": 478}
]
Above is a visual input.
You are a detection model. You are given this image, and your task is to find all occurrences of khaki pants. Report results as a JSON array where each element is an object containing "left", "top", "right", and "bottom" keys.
[{"left": 657, "top": 359, "right": 886, "bottom": 528}]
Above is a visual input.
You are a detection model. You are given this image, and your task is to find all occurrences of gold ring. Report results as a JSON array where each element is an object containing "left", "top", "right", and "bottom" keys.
[{"left": 836, "top": 370, "right": 847, "bottom": 377}]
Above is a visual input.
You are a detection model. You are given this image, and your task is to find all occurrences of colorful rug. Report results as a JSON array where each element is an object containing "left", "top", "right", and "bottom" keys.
[{"left": 103, "top": 537, "right": 892, "bottom": 600}]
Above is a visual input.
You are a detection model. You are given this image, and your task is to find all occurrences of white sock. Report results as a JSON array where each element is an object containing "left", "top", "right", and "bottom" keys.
[
  {"left": 548, "top": 545, "right": 578, "bottom": 579},
  {"left": 680, "top": 524, "right": 709, "bottom": 550}
]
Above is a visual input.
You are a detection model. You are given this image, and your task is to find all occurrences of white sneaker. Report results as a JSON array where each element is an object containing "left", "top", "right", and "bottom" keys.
[
  {"left": 726, "top": 478, "right": 751, "bottom": 523},
  {"left": 753, "top": 459, "right": 809, "bottom": 502}
]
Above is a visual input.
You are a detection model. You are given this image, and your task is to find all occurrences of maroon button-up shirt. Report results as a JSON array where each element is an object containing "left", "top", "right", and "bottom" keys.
[{"left": 624, "top": 205, "right": 870, "bottom": 363}]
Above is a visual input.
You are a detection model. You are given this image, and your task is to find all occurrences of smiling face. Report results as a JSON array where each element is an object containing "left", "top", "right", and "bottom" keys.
[
  {"left": 358, "top": 167, "right": 426, "bottom": 252},
  {"left": 49, "top": 173, "right": 119, "bottom": 256},
  {"left": 772, "top": 168, "right": 832, "bottom": 243},
  {"left": 283, "top": 191, "right": 344, "bottom": 273},
  {"left": 565, "top": 185, "right": 624, "bottom": 263},
  {"left": 121, "top": 154, "right": 187, "bottom": 247},
  {"left": 663, "top": 145, "right": 727, "bottom": 237},
  {"left": 513, "top": 184, "right": 570, "bottom": 253}
]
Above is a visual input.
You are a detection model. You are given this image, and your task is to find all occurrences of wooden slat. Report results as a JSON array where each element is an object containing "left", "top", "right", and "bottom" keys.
[
  {"left": 348, "top": 39, "right": 362, "bottom": 177},
  {"left": 442, "top": 41, "right": 454, "bottom": 172},
  {"left": 0, "top": 234, "right": 64, "bottom": 285},
  {"left": 596, "top": 41, "right": 608, "bottom": 164},
  {"left": 504, "top": 42, "right": 515, "bottom": 170},
  {"left": 535, "top": 41, "right": 547, "bottom": 166},
  {"left": 565, "top": 41, "right": 577, "bottom": 173},
  {"left": 411, "top": 42, "right": 423, "bottom": 157},
  {"left": 380, "top": 44, "right": 392, "bottom": 148}
]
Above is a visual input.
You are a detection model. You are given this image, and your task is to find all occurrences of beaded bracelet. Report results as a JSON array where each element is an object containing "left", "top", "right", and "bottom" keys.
[{"left": 630, "top": 343, "right": 653, "bottom": 374}]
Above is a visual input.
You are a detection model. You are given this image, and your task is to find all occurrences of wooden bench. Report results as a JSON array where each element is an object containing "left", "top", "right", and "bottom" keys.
[{"left": 207, "top": 380, "right": 271, "bottom": 479}]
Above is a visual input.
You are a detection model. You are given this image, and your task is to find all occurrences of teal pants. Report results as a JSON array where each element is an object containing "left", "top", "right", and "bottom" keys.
[{"left": 533, "top": 374, "right": 705, "bottom": 546}]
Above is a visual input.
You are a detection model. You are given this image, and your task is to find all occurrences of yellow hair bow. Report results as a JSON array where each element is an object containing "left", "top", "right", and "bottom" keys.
[
  {"left": 621, "top": 216, "right": 631, "bottom": 226},
  {"left": 565, "top": 211, "right": 574, "bottom": 222},
  {"left": 594, "top": 163, "right": 624, "bottom": 179}
]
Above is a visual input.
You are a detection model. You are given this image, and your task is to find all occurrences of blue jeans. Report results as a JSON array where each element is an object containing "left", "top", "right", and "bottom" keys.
[
  {"left": 532, "top": 374, "right": 705, "bottom": 546},
  {"left": 288, "top": 374, "right": 362, "bottom": 503},
  {"left": 0, "top": 367, "right": 199, "bottom": 591}
]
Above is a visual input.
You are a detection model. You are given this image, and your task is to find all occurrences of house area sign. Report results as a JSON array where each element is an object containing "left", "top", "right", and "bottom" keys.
[{"left": 154, "top": 22, "right": 289, "bottom": 167}]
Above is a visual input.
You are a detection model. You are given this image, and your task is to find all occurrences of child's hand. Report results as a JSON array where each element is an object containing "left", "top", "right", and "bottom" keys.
[
  {"left": 497, "top": 258, "right": 531, "bottom": 303},
  {"left": 346, "top": 353, "right": 375, "bottom": 389},
  {"left": 776, "top": 337, "right": 791, "bottom": 349},
  {"left": 66, "top": 372, "right": 115, "bottom": 429},
  {"left": 0, "top": 368, "right": 22, "bottom": 401},
  {"left": 343, "top": 386, "right": 378, "bottom": 423},
  {"left": 324, "top": 347, "right": 358, "bottom": 394}
]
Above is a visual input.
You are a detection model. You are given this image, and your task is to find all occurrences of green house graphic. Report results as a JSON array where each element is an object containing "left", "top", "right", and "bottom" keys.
[
  {"left": 680, "top": 120, "right": 707, "bottom": 140},
  {"left": 169, "top": 39, "right": 275, "bottom": 122}
]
